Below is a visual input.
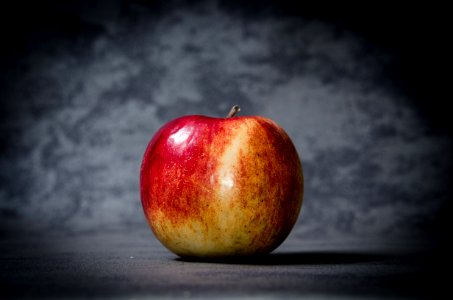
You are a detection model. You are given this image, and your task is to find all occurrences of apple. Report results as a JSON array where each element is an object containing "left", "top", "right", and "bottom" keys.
[{"left": 140, "top": 105, "right": 303, "bottom": 258}]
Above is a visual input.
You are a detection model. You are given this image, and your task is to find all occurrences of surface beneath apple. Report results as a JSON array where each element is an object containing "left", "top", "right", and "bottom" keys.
[{"left": 0, "top": 230, "right": 443, "bottom": 299}]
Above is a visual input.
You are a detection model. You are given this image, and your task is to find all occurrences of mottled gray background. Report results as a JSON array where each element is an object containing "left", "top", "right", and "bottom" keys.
[{"left": 0, "top": 0, "right": 451, "bottom": 249}]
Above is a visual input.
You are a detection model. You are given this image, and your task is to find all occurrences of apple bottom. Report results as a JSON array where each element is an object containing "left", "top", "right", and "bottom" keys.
[{"left": 147, "top": 194, "right": 301, "bottom": 258}]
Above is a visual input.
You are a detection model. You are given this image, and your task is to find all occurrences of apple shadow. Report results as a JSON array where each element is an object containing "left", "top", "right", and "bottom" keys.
[{"left": 175, "top": 251, "right": 398, "bottom": 265}]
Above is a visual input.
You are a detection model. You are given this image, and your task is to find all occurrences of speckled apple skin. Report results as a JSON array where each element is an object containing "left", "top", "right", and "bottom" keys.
[{"left": 140, "top": 115, "right": 303, "bottom": 258}]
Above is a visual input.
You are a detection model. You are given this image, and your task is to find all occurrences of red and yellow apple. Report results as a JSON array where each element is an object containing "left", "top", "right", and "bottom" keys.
[{"left": 140, "top": 106, "right": 303, "bottom": 258}]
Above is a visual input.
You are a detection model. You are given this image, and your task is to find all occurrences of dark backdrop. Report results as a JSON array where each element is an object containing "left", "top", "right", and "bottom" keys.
[{"left": 0, "top": 0, "right": 451, "bottom": 250}]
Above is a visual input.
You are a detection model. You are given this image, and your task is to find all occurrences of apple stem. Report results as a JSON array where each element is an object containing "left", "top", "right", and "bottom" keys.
[{"left": 226, "top": 105, "right": 241, "bottom": 118}]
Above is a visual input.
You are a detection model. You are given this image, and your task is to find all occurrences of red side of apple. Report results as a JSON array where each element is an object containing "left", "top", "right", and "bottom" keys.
[{"left": 140, "top": 114, "right": 303, "bottom": 258}]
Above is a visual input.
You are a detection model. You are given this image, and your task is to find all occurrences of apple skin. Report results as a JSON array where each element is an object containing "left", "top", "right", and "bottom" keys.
[{"left": 140, "top": 114, "right": 303, "bottom": 258}]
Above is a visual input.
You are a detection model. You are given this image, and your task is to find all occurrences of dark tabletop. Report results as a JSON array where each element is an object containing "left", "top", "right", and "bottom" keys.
[{"left": 0, "top": 230, "right": 445, "bottom": 299}]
